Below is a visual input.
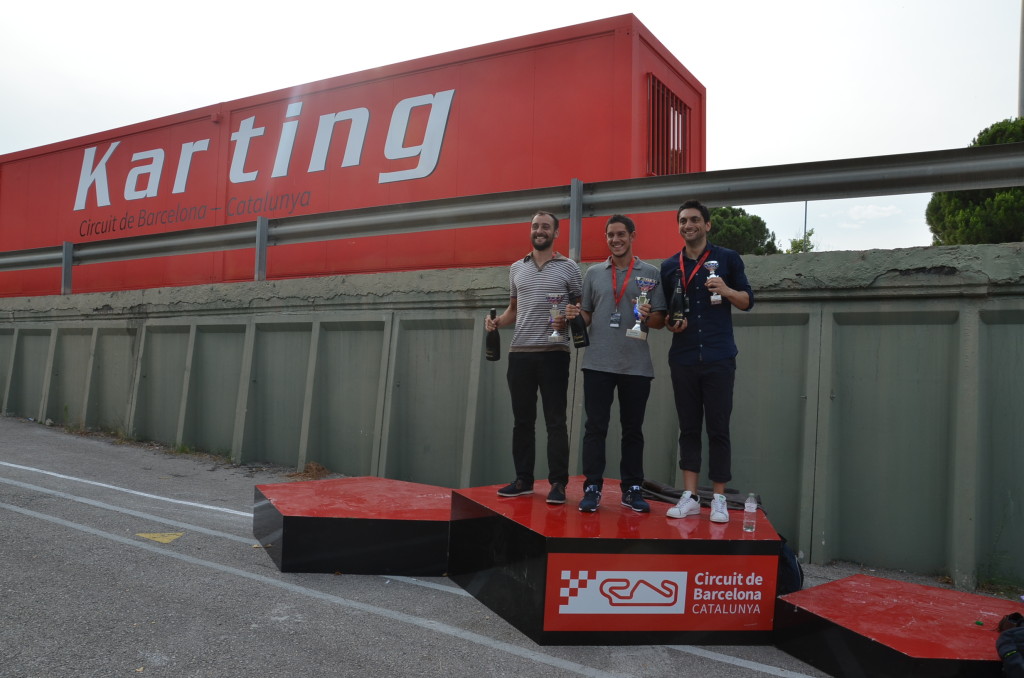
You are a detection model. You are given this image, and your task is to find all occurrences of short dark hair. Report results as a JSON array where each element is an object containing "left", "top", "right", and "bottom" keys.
[
  {"left": 533, "top": 210, "right": 559, "bottom": 230},
  {"left": 606, "top": 214, "right": 636, "bottom": 234},
  {"left": 677, "top": 200, "right": 710, "bottom": 223}
]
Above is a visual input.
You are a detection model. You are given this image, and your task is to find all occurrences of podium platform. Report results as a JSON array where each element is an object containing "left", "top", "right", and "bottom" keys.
[
  {"left": 775, "top": 574, "right": 1017, "bottom": 677},
  {"left": 449, "top": 479, "right": 782, "bottom": 646},
  {"left": 251, "top": 475, "right": 1020, "bottom": 664},
  {"left": 253, "top": 477, "right": 451, "bottom": 575}
]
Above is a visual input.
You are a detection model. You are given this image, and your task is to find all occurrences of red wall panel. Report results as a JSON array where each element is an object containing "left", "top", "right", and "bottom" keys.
[{"left": 0, "top": 15, "right": 705, "bottom": 297}]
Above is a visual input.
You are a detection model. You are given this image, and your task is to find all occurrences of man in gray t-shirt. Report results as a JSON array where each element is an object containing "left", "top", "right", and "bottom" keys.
[{"left": 565, "top": 215, "right": 667, "bottom": 513}]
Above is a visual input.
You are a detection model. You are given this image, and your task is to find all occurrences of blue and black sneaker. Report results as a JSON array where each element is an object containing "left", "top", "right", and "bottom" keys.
[
  {"left": 578, "top": 485, "right": 601, "bottom": 512},
  {"left": 621, "top": 485, "right": 650, "bottom": 513},
  {"left": 497, "top": 479, "right": 533, "bottom": 497}
]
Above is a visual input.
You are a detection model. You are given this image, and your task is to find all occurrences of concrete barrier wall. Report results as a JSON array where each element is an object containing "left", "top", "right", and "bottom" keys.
[{"left": 2, "top": 243, "right": 1022, "bottom": 590}]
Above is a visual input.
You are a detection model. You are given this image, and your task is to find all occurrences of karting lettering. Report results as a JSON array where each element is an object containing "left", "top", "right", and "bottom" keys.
[{"left": 73, "top": 89, "right": 456, "bottom": 211}]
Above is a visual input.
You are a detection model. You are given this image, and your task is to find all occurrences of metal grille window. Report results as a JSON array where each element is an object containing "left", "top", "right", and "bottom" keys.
[{"left": 647, "top": 75, "right": 688, "bottom": 176}]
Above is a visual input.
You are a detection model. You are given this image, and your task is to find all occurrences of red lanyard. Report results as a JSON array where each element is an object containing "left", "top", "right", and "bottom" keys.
[
  {"left": 679, "top": 249, "right": 710, "bottom": 292},
  {"left": 611, "top": 256, "right": 637, "bottom": 306}
]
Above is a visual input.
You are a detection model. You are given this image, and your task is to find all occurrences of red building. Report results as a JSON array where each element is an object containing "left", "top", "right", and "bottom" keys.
[{"left": 0, "top": 14, "right": 705, "bottom": 297}]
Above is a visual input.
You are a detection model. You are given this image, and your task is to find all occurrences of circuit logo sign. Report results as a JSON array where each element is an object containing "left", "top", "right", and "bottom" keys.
[
  {"left": 559, "top": 570, "right": 687, "bottom": 615},
  {"left": 544, "top": 553, "right": 777, "bottom": 632}
]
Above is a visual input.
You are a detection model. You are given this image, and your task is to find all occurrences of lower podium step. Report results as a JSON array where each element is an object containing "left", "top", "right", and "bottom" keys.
[
  {"left": 775, "top": 574, "right": 1019, "bottom": 677},
  {"left": 253, "top": 476, "right": 451, "bottom": 575}
]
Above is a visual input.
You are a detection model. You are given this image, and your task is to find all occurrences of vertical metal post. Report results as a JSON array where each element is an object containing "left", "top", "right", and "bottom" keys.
[
  {"left": 569, "top": 178, "right": 583, "bottom": 263},
  {"left": 1019, "top": 0, "right": 1024, "bottom": 117},
  {"left": 61, "top": 242, "right": 73, "bottom": 295},
  {"left": 255, "top": 216, "right": 269, "bottom": 281},
  {"left": 803, "top": 201, "right": 809, "bottom": 253}
]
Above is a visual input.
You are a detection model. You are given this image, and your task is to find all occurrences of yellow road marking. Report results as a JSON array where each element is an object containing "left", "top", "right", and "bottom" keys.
[{"left": 136, "top": 532, "right": 184, "bottom": 543}]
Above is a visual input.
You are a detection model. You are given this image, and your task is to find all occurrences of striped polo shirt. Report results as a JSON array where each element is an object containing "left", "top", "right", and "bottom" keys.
[{"left": 509, "top": 252, "right": 583, "bottom": 352}]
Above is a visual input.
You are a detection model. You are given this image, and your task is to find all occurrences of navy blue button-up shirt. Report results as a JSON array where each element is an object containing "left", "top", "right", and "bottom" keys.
[{"left": 659, "top": 243, "right": 754, "bottom": 366}]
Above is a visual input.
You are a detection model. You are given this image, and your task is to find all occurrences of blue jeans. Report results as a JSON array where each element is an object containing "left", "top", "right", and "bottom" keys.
[
  {"left": 581, "top": 369, "right": 652, "bottom": 491},
  {"left": 507, "top": 351, "right": 570, "bottom": 486},
  {"left": 670, "top": 358, "right": 735, "bottom": 483}
]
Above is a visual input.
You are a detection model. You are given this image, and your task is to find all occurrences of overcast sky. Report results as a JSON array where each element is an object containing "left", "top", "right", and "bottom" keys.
[{"left": 1, "top": 0, "right": 1020, "bottom": 251}]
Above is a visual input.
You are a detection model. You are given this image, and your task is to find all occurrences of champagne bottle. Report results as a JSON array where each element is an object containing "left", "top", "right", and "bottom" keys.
[
  {"left": 568, "top": 295, "right": 589, "bottom": 348},
  {"left": 485, "top": 308, "right": 501, "bottom": 361},
  {"left": 668, "top": 275, "right": 688, "bottom": 327}
]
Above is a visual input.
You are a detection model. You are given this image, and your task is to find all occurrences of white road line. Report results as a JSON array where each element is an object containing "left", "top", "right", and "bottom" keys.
[
  {"left": 0, "top": 471, "right": 477, "bottom": 599},
  {"left": 668, "top": 645, "right": 818, "bottom": 678},
  {"left": 384, "top": 575, "right": 472, "bottom": 597},
  {"left": 0, "top": 460, "right": 251, "bottom": 516},
  {"left": 0, "top": 464, "right": 815, "bottom": 677},
  {"left": 0, "top": 500, "right": 629, "bottom": 678},
  {"left": 0, "top": 475, "right": 256, "bottom": 544}
]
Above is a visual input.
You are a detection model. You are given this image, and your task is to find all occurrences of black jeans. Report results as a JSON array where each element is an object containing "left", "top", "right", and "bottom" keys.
[
  {"left": 581, "top": 369, "right": 652, "bottom": 491},
  {"left": 669, "top": 358, "right": 736, "bottom": 483},
  {"left": 507, "top": 351, "right": 571, "bottom": 486}
]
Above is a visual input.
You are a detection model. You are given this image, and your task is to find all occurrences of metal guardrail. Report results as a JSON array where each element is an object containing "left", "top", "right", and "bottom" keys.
[{"left": 1, "top": 142, "right": 1022, "bottom": 294}]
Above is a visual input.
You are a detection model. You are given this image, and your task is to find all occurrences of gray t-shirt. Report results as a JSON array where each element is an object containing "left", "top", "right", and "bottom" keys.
[{"left": 580, "top": 256, "right": 667, "bottom": 377}]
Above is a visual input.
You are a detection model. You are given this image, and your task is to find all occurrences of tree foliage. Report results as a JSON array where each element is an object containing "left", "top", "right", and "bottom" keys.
[
  {"left": 787, "top": 228, "right": 815, "bottom": 254},
  {"left": 709, "top": 206, "right": 780, "bottom": 255},
  {"left": 927, "top": 118, "right": 1024, "bottom": 245}
]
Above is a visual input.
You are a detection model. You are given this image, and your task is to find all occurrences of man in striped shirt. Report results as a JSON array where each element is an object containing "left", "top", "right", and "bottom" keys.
[{"left": 485, "top": 211, "right": 583, "bottom": 504}]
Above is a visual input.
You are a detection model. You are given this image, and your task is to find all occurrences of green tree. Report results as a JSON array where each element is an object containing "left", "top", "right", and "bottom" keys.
[
  {"left": 927, "top": 118, "right": 1024, "bottom": 245},
  {"left": 709, "top": 206, "right": 780, "bottom": 255},
  {"left": 787, "top": 228, "right": 815, "bottom": 254}
]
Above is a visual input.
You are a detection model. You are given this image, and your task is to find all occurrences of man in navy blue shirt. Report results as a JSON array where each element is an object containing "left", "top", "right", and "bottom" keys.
[{"left": 657, "top": 200, "right": 753, "bottom": 523}]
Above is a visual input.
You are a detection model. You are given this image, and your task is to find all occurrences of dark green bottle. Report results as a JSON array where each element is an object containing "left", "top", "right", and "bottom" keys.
[
  {"left": 485, "top": 308, "right": 501, "bottom": 361},
  {"left": 568, "top": 295, "right": 589, "bottom": 348}
]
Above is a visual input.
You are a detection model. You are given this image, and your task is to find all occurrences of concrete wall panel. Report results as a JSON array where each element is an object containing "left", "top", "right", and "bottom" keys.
[
  {"left": 7, "top": 330, "right": 50, "bottom": 420},
  {"left": 183, "top": 325, "right": 247, "bottom": 455},
  {"left": 46, "top": 328, "right": 92, "bottom": 427},
  {"left": 244, "top": 323, "right": 312, "bottom": 466},
  {"left": 385, "top": 317, "right": 473, "bottom": 487},
  {"left": 830, "top": 312, "right": 957, "bottom": 574},
  {"left": 88, "top": 328, "right": 138, "bottom": 435},
  {"left": 979, "top": 310, "right": 1024, "bottom": 586},
  {"left": 134, "top": 327, "right": 189, "bottom": 447},
  {"left": 733, "top": 313, "right": 813, "bottom": 544},
  {"left": 307, "top": 319, "right": 388, "bottom": 476},
  {"left": 0, "top": 329, "right": 15, "bottom": 412}
]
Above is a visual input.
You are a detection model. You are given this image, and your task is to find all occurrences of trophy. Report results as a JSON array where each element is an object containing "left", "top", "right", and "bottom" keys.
[
  {"left": 626, "top": 277, "right": 658, "bottom": 340},
  {"left": 547, "top": 293, "right": 565, "bottom": 342},
  {"left": 704, "top": 260, "right": 721, "bottom": 305}
]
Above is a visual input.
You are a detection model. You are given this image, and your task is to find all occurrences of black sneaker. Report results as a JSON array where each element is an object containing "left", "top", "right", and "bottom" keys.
[
  {"left": 546, "top": 482, "right": 566, "bottom": 504},
  {"left": 497, "top": 479, "right": 533, "bottom": 497},
  {"left": 578, "top": 485, "right": 601, "bottom": 512},
  {"left": 621, "top": 485, "right": 650, "bottom": 513}
]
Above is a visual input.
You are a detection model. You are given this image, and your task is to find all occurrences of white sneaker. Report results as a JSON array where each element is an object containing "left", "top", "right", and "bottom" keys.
[
  {"left": 710, "top": 493, "right": 730, "bottom": 523},
  {"left": 667, "top": 490, "right": 701, "bottom": 518}
]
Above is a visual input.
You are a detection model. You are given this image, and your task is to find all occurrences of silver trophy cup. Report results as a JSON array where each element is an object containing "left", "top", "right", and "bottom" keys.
[
  {"left": 704, "top": 260, "right": 721, "bottom": 305},
  {"left": 547, "top": 293, "right": 565, "bottom": 342},
  {"left": 626, "top": 277, "right": 658, "bottom": 340}
]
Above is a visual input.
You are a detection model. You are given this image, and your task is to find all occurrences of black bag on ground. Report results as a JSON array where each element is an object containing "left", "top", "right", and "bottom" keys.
[
  {"left": 776, "top": 535, "right": 804, "bottom": 596},
  {"left": 998, "top": 613, "right": 1024, "bottom": 678}
]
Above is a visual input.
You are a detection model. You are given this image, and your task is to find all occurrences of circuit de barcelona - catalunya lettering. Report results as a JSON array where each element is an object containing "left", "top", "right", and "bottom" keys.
[{"left": 73, "top": 89, "right": 456, "bottom": 217}]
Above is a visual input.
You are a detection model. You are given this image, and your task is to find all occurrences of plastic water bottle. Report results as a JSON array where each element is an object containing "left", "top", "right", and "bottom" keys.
[{"left": 743, "top": 493, "right": 757, "bottom": 532}]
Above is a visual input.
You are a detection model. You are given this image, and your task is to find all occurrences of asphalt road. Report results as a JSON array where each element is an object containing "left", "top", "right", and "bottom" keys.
[{"left": 0, "top": 415, "right": 838, "bottom": 678}]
